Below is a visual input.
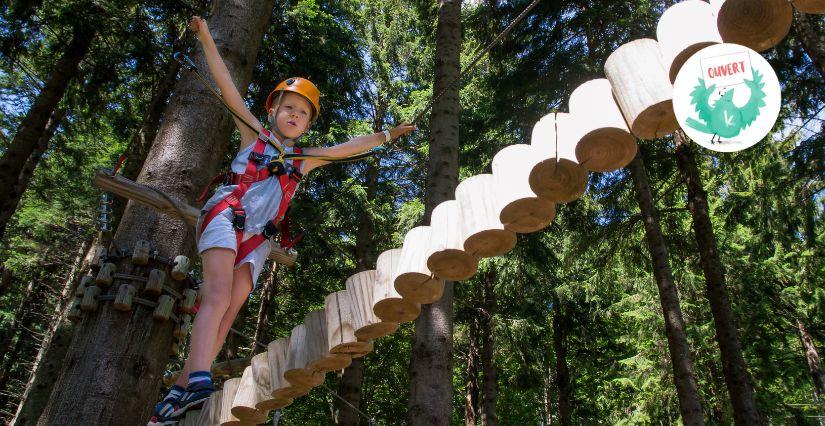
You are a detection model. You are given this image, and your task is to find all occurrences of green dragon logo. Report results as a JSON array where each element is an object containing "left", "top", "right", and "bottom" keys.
[{"left": 686, "top": 68, "right": 767, "bottom": 144}]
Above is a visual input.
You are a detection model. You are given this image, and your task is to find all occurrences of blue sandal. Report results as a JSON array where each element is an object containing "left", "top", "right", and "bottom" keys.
[{"left": 147, "top": 392, "right": 183, "bottom": 426}]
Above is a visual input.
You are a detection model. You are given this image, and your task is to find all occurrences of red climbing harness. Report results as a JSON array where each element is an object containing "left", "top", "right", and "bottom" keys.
[{"left": 198, "top": 129, "right": 303, "bottom": 265}]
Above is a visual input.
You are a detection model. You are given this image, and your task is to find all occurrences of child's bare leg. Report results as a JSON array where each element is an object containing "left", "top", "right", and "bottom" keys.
[
  {"left": 185, "top": 247, "right": 235, "bottom": 375},
  {"left": 174, "top": 263, "right": 254, "bottom": 388}
]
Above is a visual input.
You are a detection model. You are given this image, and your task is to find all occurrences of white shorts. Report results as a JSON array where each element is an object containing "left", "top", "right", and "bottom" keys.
[{"left": 196, "top": 210, "right": 270, "bottom": 293}]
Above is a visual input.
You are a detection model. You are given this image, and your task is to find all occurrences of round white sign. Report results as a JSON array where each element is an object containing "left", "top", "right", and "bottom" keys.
[{"left": 672, "top": 43, "right": 781, "bottom": 152}]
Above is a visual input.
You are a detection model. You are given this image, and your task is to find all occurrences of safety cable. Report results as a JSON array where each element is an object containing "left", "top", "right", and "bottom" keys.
[
  {"left": 320, "top": 382, "right": 377, "bottom": 425},
  {"left": 407, "top": 0, "right": 543, "bottom": 127}
]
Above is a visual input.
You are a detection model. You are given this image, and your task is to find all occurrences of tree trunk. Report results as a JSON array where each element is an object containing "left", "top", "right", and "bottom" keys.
[
  {"left": 479, "top": 276, "right": 497, "bottom": 426},
  {"left": 0, "top": 20, "right": 95, "bottom": 240},
  {"left": 38, "top": 0, "right": 275, "bottom": 422},
  {"left": 465, "top": 315, "right": 480, "bottom": 426},
  {"left": 11, "top": 46, "right": 175, "bottom": 417},
  {"left": 335, "top": 125, "right": 381, "bottom": 425},
  {"left": 674, "top": 134, "right": 762, "bottom": 425},
  {"left": 0, "top": 266, "right": 14, "bottom": 302},
  {"left": 409, "top": 1, "right": 462, "bottom": 424},
  {"left": 11, "top": 237, "right": 91, "bottom": 425},
  {"left": 551, "top": 292, "right": 572, "bottom": 426},
  {"left": 797, "top": 319, "right": 825, "bottom": 397},
  {"left": 794, "top": 9, "right": 825, "bottom": 80},
  {"left": 0, "top": 278, "right": 38, "bottom": 386},
  {"left": 627, "top": 151, "right": 705, "bottom": 425},
  {"left": 0, "top": 108, "right": 65, "bottom": 237}
]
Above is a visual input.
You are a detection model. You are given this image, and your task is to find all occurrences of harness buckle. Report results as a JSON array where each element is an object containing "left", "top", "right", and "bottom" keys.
[
  {"left": 262, "top": 221, "right": 278, "bottom": 239},
  {"left": 267, "top": 160, "right": 287, "bottom": 176},
  {"left": 232, "top": 209, "right": 246, "bottom": 231},
  {"left": 248, "top": 151, "right": 270, "bottom": 164}
]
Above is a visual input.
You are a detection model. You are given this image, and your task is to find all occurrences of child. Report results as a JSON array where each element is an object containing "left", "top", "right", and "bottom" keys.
[{"left": 148, "top": 16, "right": 415, "bottom": 425}]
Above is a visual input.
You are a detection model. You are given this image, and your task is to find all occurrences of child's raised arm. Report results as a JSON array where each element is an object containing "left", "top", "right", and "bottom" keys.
[
  {"left": 189, "top": 16, "right": 261, "bottom": 148},
  {"left": 301, "top": 123, "right": 416, "bottom": 174}
]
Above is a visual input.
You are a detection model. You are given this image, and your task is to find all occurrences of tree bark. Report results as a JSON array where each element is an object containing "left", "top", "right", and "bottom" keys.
[
  {"left": 409, "top": 1, "right": 462, "bottom": 424},
  {"left": 10, "top": 237, "right": 90, "bottom": 425},
  {"left": 38, "top": 0, "right": 275, "bottom": 422},
  {"left": 480, "top": 276, "right": 497, "bottom": 426},
  {"left": 797, "top": 319, "right": 825, "bottom": 397},
  {"left": 674, "top": 134, "right": 762, "bottom": 425},
  {"left": 551, "top": 292, "right": 572, "bottom": 426},
  {"left": 465, "top": 315, "right": 480, "bottom": 426},
  {"left": 794, "top": 9, "right": 825, "bottom": 80},
  {"left": 628, "top": 151, "right": 705, "bottom": 425},
  {"left": 0, "top": 20, "right": 95, "bottom": 240}
]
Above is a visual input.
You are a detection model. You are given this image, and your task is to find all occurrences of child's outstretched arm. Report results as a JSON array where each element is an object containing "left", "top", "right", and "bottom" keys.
[
  {"left": 189, "top": 16, "right": 261, "bottom": 148},
  {"left": 301, "top": 123, "right": 416, "bottom": 174}
]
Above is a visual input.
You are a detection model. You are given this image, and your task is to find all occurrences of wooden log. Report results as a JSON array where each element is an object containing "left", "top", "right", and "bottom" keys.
[
  {"left": 144, "top": 269, "right": 166, "bottom": 296},
  {"left": 491, "top": 145, "right": 556, "bottom": 233},
  {"left": 199, "top": 391, "right": 222, "bottom": 426},
  {"left": 657, "top": 0, "right": 722, "bottom": 82},
  {"left": 231, "top": 367, "right": 269, "bottom": 423},
  {"left": 604, "top": 39, "right": 678, "bottom": 139},
  {"left": 284, "top": 324, "right": 326, "bottom": 388},
  {"left": 153, "top": 295, "right": 175, "bottom": 321},
  {"left": 94, "top": 169, "right": 297, "bottom": 266},
  {"left": 180, "top": 288, "right": 199, "bottom": 313},
  {"left": 132, "top": 240, "right": 151, "bottom": 265},
  {"left": 267, "top": 337, "right": 311, "bottom": 400},
  {"left": 326, "top": 290, "right": 378, "bottom": 352},
  {"left": 179, "top": 408, "right": 202, "bottom": 426},
  {"left": 349, "top": 340, "right": 374, "bottom": 359},
  {"left": 426, "top": 200, "right": 479, "bottom": 280},
  {"left": 528, "top": 113, "right": 588, "bottom": 203},
  {"left": 171, "top": 255, "right": 191, "bottom": 280},
  {"left": 80, "top": 285, "right": 101, "bottom": 312},
  {"left": 76, "top": 275, "right": 93, "bottom": 297},
  {"left": 219, "top": 378, "right": 243, "bottom": 425},
  {"left": 95, "top": 262, "right": 116, "bottom": 288},
  {"left": 90, "top": 246, "right": 107, "bottom": 269},
  {"left": 113, "top": 284, "right": 135, "bottom": 311},
  {"left": 251, "top": 352, "right": 292, "bottom": 411},
  {"left": 456, "top": 174, "right": 517, "bottom": 258},
  {"left": 393, "top": 227, "right": 445, "bottom": 303},
  {"left": 175, "top": 314, "right": 192, "bottom": 339},
  {"left": 346, "top": 270, "right": 400, "bottom": 338},
  {"left": 67, "top": 297, "right": 83, "bottom": 322},
  {"left": 711, "top": 0, "right": 793, "bottom": 52},
  {"left": 304, "top": 309, "right": 353, "bottom": 372},
  {"left": 793, "top": 0, "right": 825, "bottom": 13},
  {"left": 567, "top": 79, "right": 638, "bottom": 172},
  {"left": 373, "top": 250, "right": 421, "bottom": 323}
]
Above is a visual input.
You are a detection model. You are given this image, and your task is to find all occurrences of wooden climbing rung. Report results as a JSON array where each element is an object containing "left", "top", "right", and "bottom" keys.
[{"left": 93, "top": 169, "right": 297, "bottom": 266}]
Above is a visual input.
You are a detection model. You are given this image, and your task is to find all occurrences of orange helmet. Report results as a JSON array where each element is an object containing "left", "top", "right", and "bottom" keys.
[{"left": 265, "top": 77, "right": 320, "bottom": 122}]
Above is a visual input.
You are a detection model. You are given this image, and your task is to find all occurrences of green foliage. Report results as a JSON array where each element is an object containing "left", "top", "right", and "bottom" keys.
[{"left": 0, "top": 0, "right": 823, "bottom": 424}]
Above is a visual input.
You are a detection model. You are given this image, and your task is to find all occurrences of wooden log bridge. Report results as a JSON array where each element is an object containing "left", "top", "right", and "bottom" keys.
[
  {"left": 152, "top": 2, "right": 800, "bottom": 423},
  {"left": 93, "top": 169, "right": 297, "bottom": 266}
]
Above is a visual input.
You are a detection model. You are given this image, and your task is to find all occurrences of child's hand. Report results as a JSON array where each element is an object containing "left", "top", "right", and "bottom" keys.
[
  {"left": 389, "top": 123, "right": 416, "bottom": 141},
  {"left": 188, "top": 16, "right": 209, "bottom": 39}
]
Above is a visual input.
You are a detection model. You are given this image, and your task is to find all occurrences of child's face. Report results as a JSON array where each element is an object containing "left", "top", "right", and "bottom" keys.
[{"left": 269, "top": 92, "right": 313, "bottom": 139}]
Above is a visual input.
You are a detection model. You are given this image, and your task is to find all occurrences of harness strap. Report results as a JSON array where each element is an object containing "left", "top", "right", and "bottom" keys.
[{"left": 234, "top": 150, "right": 303, "bottom": 263}]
